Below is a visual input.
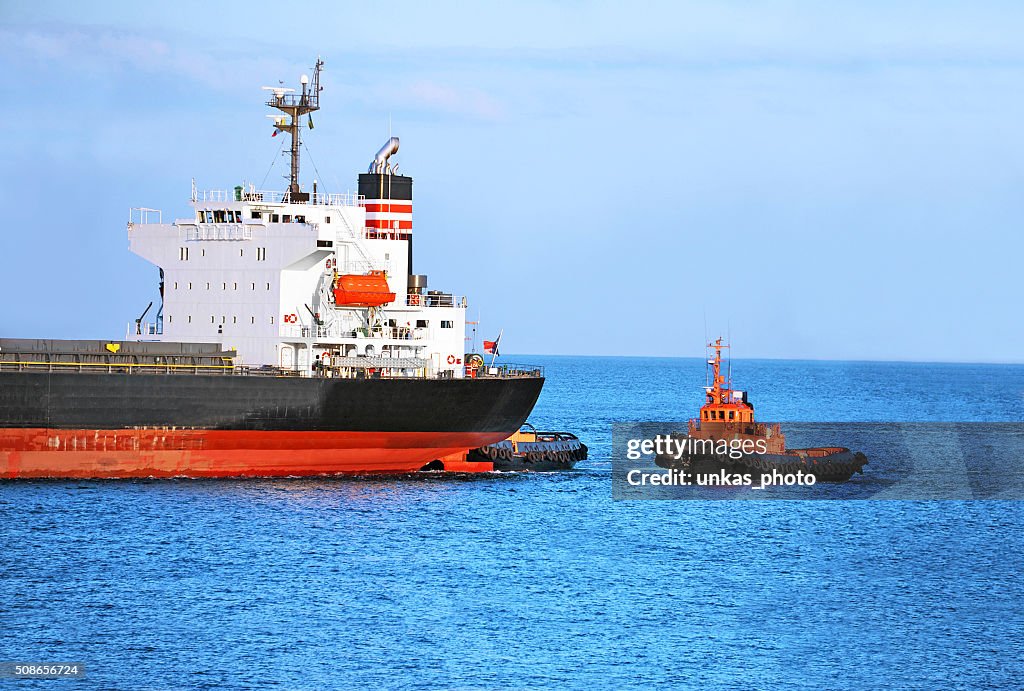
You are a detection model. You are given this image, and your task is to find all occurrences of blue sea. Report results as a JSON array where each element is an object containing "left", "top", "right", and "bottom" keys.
[{"left": 2, "top": 356, "right": 1024, "bottom": 689}]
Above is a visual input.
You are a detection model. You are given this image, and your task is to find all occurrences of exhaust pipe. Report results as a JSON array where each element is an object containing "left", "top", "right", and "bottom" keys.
[{"left": 369, "top": 137, "right": 400, "bottom": 174}]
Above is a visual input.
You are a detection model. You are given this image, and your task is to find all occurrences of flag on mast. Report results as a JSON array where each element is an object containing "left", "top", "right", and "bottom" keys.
[{"left": 485, "top": 330, "right": 502, "bottom": 368}]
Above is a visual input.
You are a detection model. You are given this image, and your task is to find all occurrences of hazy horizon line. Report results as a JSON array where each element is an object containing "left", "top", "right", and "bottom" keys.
[{"left": 504, "top": 352, "right": 1024, "bottom": 367}]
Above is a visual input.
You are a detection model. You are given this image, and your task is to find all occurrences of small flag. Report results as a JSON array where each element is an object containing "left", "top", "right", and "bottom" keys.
[
  {"left": 308, "top": 115, "right": 314, "bottom": 129},
  {"left": 484, "top": 338, "right": 500, "bottom": 356},
  {"left": 271, "top": 129, "right": 279, "bottom": 137}
]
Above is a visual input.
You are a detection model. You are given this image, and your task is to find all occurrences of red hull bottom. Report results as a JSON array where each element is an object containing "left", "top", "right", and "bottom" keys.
[{"left": 0, "top": 429, "right": 503, "bottom": 479}]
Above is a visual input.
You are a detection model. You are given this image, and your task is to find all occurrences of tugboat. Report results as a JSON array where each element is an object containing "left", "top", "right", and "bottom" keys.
[
  {"left": 468, "top": 424, "right": 587, "bottom": 471},
  {"left": 655, "top": 339, "right": 867, "bottom": 482}
]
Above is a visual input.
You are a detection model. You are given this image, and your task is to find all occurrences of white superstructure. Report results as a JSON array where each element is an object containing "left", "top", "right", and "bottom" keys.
[{"left": 126, "top": 60, "right": 468, "bottom": 377}]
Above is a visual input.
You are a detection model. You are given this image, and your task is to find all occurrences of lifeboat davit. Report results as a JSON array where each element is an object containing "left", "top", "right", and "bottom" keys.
[{"left": 332, "top": 270, "right": 396, "bottom": 307}]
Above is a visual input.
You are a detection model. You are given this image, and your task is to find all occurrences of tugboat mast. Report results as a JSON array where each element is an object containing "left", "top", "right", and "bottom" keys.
[
  {"left": 264, "top": 58, "right": 324, "bottom": 202},
  {"left": 706, "top": 337, "right": 730, "bottom": 405}
]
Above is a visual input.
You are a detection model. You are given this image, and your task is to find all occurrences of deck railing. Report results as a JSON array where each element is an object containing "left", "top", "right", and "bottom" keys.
[
  {"left": 475, "top": 363, "right": 544, "bottom": 379},
  {"left": 279, "top": 325, "right": 430, "bottom": 340},
  {"left": 195, "top": 189, "right": 363, "bottom": 207}
]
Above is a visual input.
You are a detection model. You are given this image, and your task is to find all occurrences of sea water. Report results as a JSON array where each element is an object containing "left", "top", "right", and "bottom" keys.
[{"left": 2, "top": 356, "right": 1023, "bottom": 688}]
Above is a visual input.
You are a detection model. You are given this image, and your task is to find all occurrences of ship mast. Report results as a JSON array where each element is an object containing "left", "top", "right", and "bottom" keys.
[
  {"left": 707, "top": 337, "right": 729, "bottom": 404},
  {"left": 265, "top": 58, "right": 324, "bottom": 202}
]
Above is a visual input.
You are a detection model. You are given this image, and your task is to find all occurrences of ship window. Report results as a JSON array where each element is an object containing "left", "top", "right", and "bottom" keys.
[
  {"left": 283, "top": 215, "right": 291, "bottom": 223},
  {"left": 211, "top": 316, "right": 215, "bottom": 323},
  {"left": 214, "top": 210, "right": 225, "bottom": 223},
  {"left": 233, "top": 316, "right": 237, "bottom": 324},
  {"left": 188, "top": 316, "right": 192, "bottom": 323},
  {"left": 256, "top": 247, "right": 267, "bottom": 261},
  {"left": 222, "top": 316, "right": 226, "bottom": 324},
  {"left": 416, "top": 320, "right": 428, "bottom": 328},
  {"left": 271, "top": 316, "right": 275, "bottom": 325},
  {"left": 325, "top": 216, "right": 331, "bottom": 223},
  {"left": 266, "top": 282, "right": 270, "bottom": 290},
  {"left": 222, "top": 282, "right": 227, "bottom": 290},
  {"left": 188, "top": 282, "right": 192, "bottom": 290},
  {"left": 179, "top": 247, "right": 188, "bottom": 261},
  {"left": 296, "top": 215, "right": 305, "bottom": 223},
  {"left": 168, "top": 315, "right": 172, "bottom": 323},
  {"left": 271, "top": 214, "right": 280, "bottom": 223},
  {"left": 251, "top": 317, "right": 255, "bottom": 324},
  {"left": 729, "top": 411, "right": 734, "bottom": 421},
  {"left": 441, "top": 320, "right": 453, "bottom": 329},
  {"left": 206, "top": 282, "right": 211, "bottom": 290},
  {"left": 201, "top": 248, "right": 205, "bottom": 257},
  {"left": 174, "top": 282, "right": 178, "bottom": 290},
  {"left": 233, "top": 282, "right": 237, "bottom": 290},
  {"left": 240, "top": 249, "right": 244, "bottom": 257},
  {"left": 204, "top": 211, "right": 213, "bottom": 223},
  {"left": 251, "top": 210, "right": 262, "bottom": 220},
  {"left": 251, "top": 283, "right": 256, "bottom": 290},
  {"left": 317, "top": 240, "right": 333, "bottom": 248}
]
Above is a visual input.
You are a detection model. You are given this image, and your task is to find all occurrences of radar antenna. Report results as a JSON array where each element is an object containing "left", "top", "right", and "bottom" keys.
[{"left": 264, "top": 57, "right": 324, "bottom": 202}]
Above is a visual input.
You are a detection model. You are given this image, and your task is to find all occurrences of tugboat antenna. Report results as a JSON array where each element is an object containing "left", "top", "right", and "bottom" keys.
[
  {"left": 264, "top": 57, "right": 324, "bottom": 202},
  {"left": 727, "top": 322, "right": 732, "bottom": 390}
]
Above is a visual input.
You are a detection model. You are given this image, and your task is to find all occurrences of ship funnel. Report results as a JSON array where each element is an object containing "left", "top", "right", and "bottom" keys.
[{"left": 369, "top": 137, "right": 400, "bottom": 174}]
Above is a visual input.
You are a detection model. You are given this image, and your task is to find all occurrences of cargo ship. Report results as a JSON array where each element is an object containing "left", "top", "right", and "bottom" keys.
[
  {"left": 654, "top": 339, "right": 867, "bottom": 481},
  {"left": 0, "top": 58, "right": 543, "bottom": 479}
]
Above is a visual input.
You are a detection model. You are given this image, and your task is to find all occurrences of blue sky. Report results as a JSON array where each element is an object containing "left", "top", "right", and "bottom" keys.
[{"left": 1, "top": 1, "right": 1022, "bottom": 362}]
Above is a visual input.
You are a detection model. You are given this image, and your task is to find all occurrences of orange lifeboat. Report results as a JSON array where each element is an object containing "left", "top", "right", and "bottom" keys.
[{"left": 332, "top": 270, "right": 396, "bottom": 307}]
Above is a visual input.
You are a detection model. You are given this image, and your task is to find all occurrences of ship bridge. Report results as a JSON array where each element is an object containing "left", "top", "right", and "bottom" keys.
[{"left": 127, "top": 59, "right": 468, "bottom": 378}]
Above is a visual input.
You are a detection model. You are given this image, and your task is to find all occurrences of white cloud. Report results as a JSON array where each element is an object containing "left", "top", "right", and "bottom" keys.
[
  {"left": 0, "top": 25, "right": 292, "bottom": 91},
  {"left": 404, "top": 80, "right": 503, "bottom": 120}
]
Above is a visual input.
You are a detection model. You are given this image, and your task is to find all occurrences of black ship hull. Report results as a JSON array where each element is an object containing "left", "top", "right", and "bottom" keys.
[{"left": 0, "top": 371, "right": 544, "bottom": 478}]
